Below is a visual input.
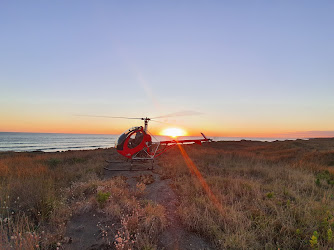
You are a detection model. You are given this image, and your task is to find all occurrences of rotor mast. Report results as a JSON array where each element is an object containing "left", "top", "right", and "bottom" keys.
[{"left": 143, "top": 117, "right": 150, "bottom": 132}]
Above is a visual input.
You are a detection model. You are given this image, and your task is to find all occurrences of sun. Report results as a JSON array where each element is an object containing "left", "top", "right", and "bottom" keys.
[{"left": 160, "top": 128, "right": 187, "bottom": 138}]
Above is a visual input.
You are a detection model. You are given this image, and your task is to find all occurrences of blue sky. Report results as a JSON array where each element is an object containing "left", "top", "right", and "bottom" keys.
[{"left": 0, "top": 1, "right": 333, "bottom": 137}]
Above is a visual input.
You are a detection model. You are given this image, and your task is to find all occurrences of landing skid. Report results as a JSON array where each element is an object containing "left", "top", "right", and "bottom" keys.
[
  {"left": 105, "top": 160, "right": 126, "bottom": 164},
  {"left": 103, "top": 167, "right": 153, "bottom": 171},
  {"left": 104, "top": 159, "right": 155, "bottom": 171}
]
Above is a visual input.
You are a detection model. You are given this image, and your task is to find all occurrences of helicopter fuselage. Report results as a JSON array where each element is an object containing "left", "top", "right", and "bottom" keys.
[{"left": 115, "top": 126, "right": 152, "bottom": 159}]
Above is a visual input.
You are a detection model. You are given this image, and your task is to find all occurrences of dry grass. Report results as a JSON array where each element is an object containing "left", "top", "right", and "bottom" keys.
[
  {"left": 0, "top": 149, "right": 112, "bottom": 248},
  {"left": 0, "top": 148, "right": 166, "bottom": 249},
  {"left": 1, "top": 138, "right": 334, "bottom": 249},
  {"left": 97, "top": 177, "right": 167, "bottom": 249},
  {"left": 0, "top": 213, "right": 40, "bottom": 249},
  {"left": 158, "top": 139, "right": 334, "bottom": 249}
]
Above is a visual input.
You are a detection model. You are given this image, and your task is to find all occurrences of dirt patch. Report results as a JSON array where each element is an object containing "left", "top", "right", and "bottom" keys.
[
  {"left": 64, "top": 212, "right": 102, "bottom": 249},
  {"left": 63, "top": 159, "right": 213, "bottom": 249}
]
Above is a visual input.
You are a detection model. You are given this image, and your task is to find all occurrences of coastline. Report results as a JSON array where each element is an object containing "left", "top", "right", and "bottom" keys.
[{"left": 1, "top": 134, "right": 333, "bottom": 153}]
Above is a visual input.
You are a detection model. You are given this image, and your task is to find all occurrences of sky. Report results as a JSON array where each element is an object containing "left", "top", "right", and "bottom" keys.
[{"left": 0, "top": 1, "right": 333, "bottom": 138}]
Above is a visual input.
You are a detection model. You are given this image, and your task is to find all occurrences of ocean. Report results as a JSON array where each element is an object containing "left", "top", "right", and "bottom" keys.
[{"left": 0, "top": 132, "right": 288, "bottom": 153}]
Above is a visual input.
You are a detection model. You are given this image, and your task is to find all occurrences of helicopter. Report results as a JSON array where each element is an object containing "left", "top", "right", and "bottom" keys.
[
  {"left": 114, "top": 117, "right": 211, "bottom": 169},
  {"left": 78, "top": 113, "right": 212, "bottom": 170}
]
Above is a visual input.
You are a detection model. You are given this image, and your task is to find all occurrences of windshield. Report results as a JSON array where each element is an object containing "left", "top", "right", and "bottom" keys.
[{"left": 115, "top": 127, "right": 141, "bottom": 150}]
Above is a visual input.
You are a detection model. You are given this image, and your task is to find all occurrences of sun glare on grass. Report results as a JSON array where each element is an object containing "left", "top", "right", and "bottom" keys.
[{"left": 160, "top": 128, "right": 187, "bottom": 138}]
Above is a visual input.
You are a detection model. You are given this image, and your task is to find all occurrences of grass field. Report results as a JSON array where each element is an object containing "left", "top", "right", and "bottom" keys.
[
  {"left": 1, "top": 138, "right": 334, "bottom": 249},
  {"left": 0, "top": 149, "right": 112, "bottom": 248},
  {"left": 158, "top": 139, "right": 334, "bottom": 249}
]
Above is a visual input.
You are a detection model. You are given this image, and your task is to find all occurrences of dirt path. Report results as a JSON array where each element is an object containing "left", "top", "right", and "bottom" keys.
[{"left": 64, "top": 160, "right": 213, "bottom": 249}]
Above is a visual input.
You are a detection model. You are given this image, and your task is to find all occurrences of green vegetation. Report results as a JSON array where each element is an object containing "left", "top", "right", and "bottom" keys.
[
  {"left": 310, "top": 231, "right": 319, "bottom": 249},
  {"left": 266, "top": 191, "right": 274, "bottom": 198},
  {"left": 96, "top": 191, "right": 111, "bottom": 208}
]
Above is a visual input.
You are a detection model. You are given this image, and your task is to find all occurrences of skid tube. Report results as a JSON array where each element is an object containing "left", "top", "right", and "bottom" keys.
[
  {"left": 103, "top": 167, "right": 153, "bottom": 171},
  {"left": 104, "top": 158, "right": 155, "bottom": 171}
]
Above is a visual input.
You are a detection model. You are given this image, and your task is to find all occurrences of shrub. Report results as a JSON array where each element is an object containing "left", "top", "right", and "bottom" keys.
[
  {"left": 310, "top": 231, "right": 319, "bottom": 249},
  {"left": 328, "top": 228, "right": 333, "bottom": 243},
  {"left": 266, "top": 192, "right": 274, "bottom": 199},
  {"left": 96, "top": 191, "right": 111, "bottom": 208},
  {"left": 47, "top": 158, "right": 61, "bottom": 168}
]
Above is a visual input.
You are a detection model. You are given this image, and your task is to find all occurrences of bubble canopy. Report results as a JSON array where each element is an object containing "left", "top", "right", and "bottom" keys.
[{"left": 115, "top": 126, "right": 142, "bottom": 150}]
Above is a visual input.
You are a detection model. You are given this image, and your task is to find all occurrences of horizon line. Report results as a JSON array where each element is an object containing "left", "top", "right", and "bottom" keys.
[{"left": 1, "top": 130, "right": 334, "bottom": 140}]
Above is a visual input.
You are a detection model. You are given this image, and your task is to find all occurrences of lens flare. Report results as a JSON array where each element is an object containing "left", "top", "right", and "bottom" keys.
[{"left": 177, "top": 144, "right": 225, "bottom": 214}]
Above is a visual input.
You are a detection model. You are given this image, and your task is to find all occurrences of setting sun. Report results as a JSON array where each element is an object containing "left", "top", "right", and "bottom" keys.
[{"left": 160, "top": 128, "right": 187, "bottom": 138}]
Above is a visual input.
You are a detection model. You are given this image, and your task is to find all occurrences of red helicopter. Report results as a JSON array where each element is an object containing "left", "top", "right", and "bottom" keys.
[
  {"left": 78, "top": 113, "right": 212, "bottom": 170},
  {"left": 114, "top": 117, "right": 211, "bottom": 169}
]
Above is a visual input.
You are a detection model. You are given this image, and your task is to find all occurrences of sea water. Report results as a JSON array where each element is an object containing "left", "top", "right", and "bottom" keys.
[
  {"left": 0, "top": 132, "right": 117, "bottom": 152},
  {"left": 0, "top": 132, "right": 287, "bottom": 153}
]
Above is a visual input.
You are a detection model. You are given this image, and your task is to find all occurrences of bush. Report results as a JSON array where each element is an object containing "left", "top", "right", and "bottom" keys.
[
  {"left": 47, "top": 158, "right": 61, "bottom": 168},
  {"left": 96, "top": 191, "right": 111, "bottom": 208},
  {"left": 266, "top": 192, "right": 274, "bottom": 199}
]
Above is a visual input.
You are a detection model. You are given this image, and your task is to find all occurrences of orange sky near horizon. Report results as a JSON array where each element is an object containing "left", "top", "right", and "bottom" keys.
[{"left": 1, "top": 112, "right": 333, "bottom": 139}]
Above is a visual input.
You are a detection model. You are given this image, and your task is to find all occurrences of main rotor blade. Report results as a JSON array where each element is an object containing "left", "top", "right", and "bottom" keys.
[
  {"left": 150, "top": 119, "right": 172, "bottom": 125},
  {"left": 152, "top": 110, "right": 202, "bottom": 119},
  {"left": 74, "top": 115, "right": 144, "bottom": 120}
]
